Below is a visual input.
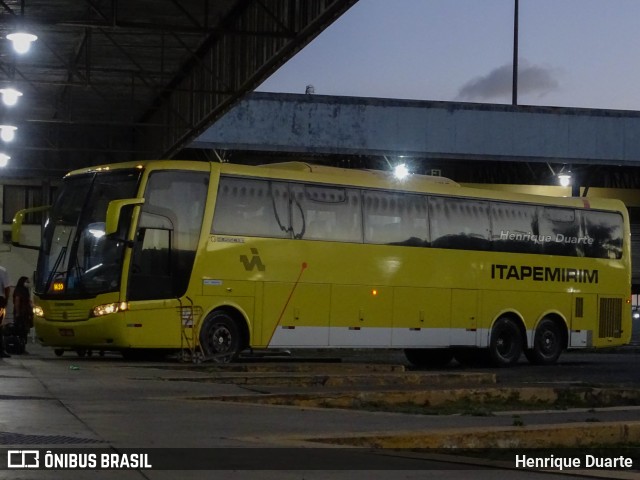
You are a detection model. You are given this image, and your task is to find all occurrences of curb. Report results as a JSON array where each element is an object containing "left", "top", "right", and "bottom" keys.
[{"left": 313, "top": 421, "right": 640, "bottom": 449}]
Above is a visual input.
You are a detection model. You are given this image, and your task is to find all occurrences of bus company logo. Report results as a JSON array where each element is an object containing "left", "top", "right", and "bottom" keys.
[
  {"left": 240, "top": 248, "right": 265, "bottom": 272},
  {"left": 8, "top": 450, "right": 39, "bottom": 468},
  {"left": 491, "top": 264, "right": 598, "bottom": 284}
]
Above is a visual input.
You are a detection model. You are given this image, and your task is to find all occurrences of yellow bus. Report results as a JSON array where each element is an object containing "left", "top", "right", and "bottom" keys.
[{"left": 13, "top": 160, "right": 631, "bottom": 366}]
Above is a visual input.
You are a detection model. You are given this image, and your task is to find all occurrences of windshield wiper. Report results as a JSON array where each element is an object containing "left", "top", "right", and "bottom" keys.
[{"left": 44, "top": 246, "right": 67, "bottom": 293}]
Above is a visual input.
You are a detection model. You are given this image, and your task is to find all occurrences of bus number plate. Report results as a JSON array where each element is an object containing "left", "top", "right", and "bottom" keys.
[{"left": 59, "top": 328, "right": 74, "bottom": 337}]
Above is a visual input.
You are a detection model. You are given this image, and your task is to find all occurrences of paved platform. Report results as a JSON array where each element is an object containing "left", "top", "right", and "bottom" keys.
[{"left": 0, "top": 343, "right": 638, "bottom": 479}]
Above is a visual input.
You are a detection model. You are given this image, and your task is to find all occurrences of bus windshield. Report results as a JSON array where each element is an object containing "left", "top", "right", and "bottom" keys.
[{"left": 36, "top": 169, "right": 142, "bottom": 298}]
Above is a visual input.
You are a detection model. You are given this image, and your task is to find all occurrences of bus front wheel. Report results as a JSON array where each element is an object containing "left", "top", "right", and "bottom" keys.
[
  {"left": 489, "top": 317, "right": 523, "bottom": 367},
  {"left": 524, "top": 318, "right": 563, "bottom": 365},
  {"left": 199, "top": 311, "right": 241, "bottom": 363}
]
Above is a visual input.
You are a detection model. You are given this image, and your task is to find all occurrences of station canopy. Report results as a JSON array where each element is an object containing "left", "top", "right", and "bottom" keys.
[{"left": 0, "top": 0, "right": 357, "bottom": 178}]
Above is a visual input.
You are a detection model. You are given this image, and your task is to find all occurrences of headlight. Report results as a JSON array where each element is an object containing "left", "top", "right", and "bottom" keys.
[
  {"left": 33, "top": 305, "right": 44, "bottom": 317},
  {"left": 633, "top": 312, "right": 640, "bottom": 320},
  {"left": 92, "top": 302, "right": 128, "bottom": 317}
]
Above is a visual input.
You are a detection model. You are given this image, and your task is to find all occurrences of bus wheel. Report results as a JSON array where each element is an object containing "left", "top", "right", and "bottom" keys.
[
  {"left": 199, "top": 311, "right": 241, "bottom": 363},
  {"left": 53, "top": 349, "right": 64, "bottom": 357},
  {"left": 404, "top": 348, "right": 453, "bottom": 368},
  {"left": 76, "top": 349, "right": 87, "bottom": 357},
  {"left": 525, "top": 318, "right": 563, "bottom": 365},
  {"left": 489, "top": 317, "right": 523, "bottom": 367}
]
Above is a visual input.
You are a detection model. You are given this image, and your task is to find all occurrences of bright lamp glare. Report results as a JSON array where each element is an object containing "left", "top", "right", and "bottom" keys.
[
  {"left": 0, "top": 125, "right": 16, "bottom": 142},
  {"left": 394, "top": 163, "right": 409, "bottom": 180},
  {"left": 7, "top": 32, "right": 38, "bottom": 54},
  {"left": 558, "top": 174, "right": 571, "bottom": 187},
  {"left": 89, "top": 228, "right": 105, "bottom": 239},
  {"left": 0, "top": 153, "right": 10, "bottom": 167},
  {"left": 0, "top": 88, "right": 22, "bottom": 106}
]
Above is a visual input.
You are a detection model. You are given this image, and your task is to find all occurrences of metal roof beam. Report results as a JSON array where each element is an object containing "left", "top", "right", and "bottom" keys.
[
  {"left": 135, "top": 0, "right": 359, "bottom": 159},
  {"left": 0, "top": 0, "right": 358, "bottom": 176}
]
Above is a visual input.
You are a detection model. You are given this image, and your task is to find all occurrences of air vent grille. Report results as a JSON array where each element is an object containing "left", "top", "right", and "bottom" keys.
[{"left": 599, "top": 297, "right": 622, "bottom": 338}]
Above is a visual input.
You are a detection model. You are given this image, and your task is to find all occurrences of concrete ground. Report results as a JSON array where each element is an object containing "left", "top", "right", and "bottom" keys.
[{"left": 0, "top": 342, "right": 638, "bottom": 480}]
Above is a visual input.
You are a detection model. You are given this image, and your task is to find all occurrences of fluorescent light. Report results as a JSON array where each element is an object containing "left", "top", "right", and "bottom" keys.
[
  {"left": 7, "top": 32, "right": 37, "bottom": 54},
  {"left": 0, "top": 153, "right": 10, "bottom": 167},
  {"left": 0, "top": 125, "right": 17, "bottom": 142},
  {"left": 0, "top": 88, "right": 22, "bottom": 106}
]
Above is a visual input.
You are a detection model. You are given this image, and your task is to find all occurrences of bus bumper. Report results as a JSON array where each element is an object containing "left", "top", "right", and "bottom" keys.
[{"left": 34, "top": 315, "right": 127, "bottom": 348}]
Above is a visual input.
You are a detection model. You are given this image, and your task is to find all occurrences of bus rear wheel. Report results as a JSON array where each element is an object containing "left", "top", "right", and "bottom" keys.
[
  {"left": 199, "top": 311, "right": 241, "bottom": 363},
  {"left": 489, "top": 317, "right": 523, "bottom": 367},
  {"left": 525, "top": 318, "right": 563, "bottom": 365},
  {"left": 404, "top": 348, "right": 453, "bottom": 368}
]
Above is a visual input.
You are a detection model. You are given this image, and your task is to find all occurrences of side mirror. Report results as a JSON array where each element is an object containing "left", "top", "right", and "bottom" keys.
[
  {"left": 12, "top": 205, "right": 50, "bottom": 250},
  {"left": 105, "top": 198, "right": 145, "bottom": 235}
]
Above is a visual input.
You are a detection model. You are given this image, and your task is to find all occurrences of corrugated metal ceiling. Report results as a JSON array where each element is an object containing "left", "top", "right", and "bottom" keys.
[{"left": 0, "top": 0, "right": 357, "bottom": 177}]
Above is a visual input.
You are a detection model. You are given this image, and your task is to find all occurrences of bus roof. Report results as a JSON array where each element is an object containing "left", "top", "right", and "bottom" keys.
[
  {"left": 65, "top": 159, "right": 627, "bottom": 214},
  {"left": 64, "top": 160, "right": 210, "bottom": 177},
  {"left": 263, "top": 161, "right": 459, "bottom": 184}
]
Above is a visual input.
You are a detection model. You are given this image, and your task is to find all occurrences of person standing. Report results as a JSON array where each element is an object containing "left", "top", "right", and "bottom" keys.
[
  {"left": 0, "top": 265, "right": 10, "bottom": 357},
  {"left": 13, "top": 276, "right": 33, "bottom": 353}
]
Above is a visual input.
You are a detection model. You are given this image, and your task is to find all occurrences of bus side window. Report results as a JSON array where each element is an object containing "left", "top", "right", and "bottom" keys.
[
  {"left": 291, "top": 184, "right": 362, "bottom": 243},
  {"left": 131, "top": 227, "right": 173, "bottom": 298},
  {"left": 539, "top": 207, "right": 581, "bottom": 257},
  {"left": 363, "top": 191, "right": 428, "bottom": 246},
  {"left": 429, "top": 196, "right": 490, "bottom": 251},
  {"left": 490, "top": 202, "right": 539, "bottom": 254},
  {"left": 582, "top": 210, "right": 623, "bottom": 259},
  {"left": 129, "top": 171, "right": 208, "bottom": 301},
  {"left": 212, "top": 177, "right": 290, "bottom": 238}
]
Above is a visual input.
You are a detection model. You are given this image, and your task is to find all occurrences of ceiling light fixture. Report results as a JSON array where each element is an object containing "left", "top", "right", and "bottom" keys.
[
  {"left": 7, "top": 32, "right": 37, "bottom": 54},
  {"left": 558, "top": 172, "right": 572, "bottom": 187},
  {"left": 394, "top": 163, "right": 409, "bottom": 180},
  {"left": 0, "top": 88, "right": 22, "bottom": 106},
  {"left": 0, "top": 153, "right": 10, "bottom": 167},
  {"left": 0, "top": 125, "right": 17, "bottom": 142}
]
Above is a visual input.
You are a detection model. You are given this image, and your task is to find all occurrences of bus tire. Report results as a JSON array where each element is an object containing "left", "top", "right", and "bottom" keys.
[
  {"left": 199, "top": 311, "right": 241, "bottom": 363},
  {"left": 524, "top": 317, "right": 563, "bottom": 365},
  {"left": 489, "top": 317, "right": 523, "bottom": 367},
  {"left": 53, "top": 349, "right": 64, "bottom": 357},
  {"left": 404, "top": 348, "right": 453, "bottom": 368}
]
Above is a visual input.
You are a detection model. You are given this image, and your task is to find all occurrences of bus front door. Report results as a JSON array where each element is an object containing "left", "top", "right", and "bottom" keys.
[{"left": 125, "top": 227, "right": 181, "bottom": 348}]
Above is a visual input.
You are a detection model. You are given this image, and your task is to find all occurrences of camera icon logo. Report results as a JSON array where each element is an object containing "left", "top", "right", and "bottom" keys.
[{"left": 8, "top": 450, "right": 40, "bottom": 468}]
